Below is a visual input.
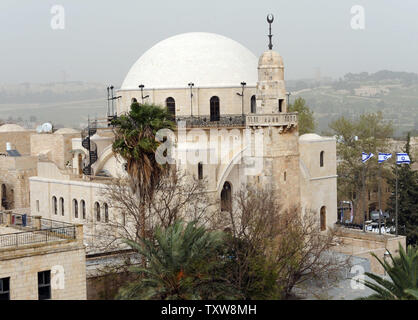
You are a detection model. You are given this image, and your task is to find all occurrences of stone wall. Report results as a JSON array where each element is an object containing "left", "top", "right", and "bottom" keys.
[
  {"left": 0, "top": 131, "right": 33, "bottom": 155},
  {"left": 0, "top": 225, "right": 87, "bottom": 300},
  {"left": 334, "top": 227, "right": 406, "bottom": 275}
]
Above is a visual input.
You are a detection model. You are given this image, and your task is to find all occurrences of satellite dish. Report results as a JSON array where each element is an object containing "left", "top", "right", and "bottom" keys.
[
  {"left": 41, "top": 122, "right": 53, "bottom": 133},
  {"left": 36, "top": 125, "right": 43, "bottom": 133}
]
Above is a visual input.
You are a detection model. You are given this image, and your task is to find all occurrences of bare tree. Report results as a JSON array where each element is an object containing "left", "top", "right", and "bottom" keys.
[
  {"left": 92, "top": 169, "right": 216, "bottom": 254},
  {"left": 216, "top": 185, "right": 350, "bottom": 299}
]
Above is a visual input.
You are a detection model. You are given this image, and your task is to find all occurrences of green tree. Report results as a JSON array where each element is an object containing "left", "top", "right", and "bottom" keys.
[
  {"left": 117, "top": 220, "right": 236, "bottom": 300},
  {"left": 328, "top": 112, "right": 393, "bottom": 224},
  {"left": 112, "top": 102, "right": 175, "bottom": 241},
  {"left": 288, "top": 97, "right": 316, "bottom": 135},
  {"left": 359, "top": 244, "right": 418, "bottom": 300},
  {"left": 387, "top": 133, "right": 418, "bottom": 245}
]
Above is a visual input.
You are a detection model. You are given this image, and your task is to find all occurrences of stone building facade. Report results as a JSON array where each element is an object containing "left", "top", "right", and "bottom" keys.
[{"left": 0, "top": 212, "right": 87, "bottom": 300}]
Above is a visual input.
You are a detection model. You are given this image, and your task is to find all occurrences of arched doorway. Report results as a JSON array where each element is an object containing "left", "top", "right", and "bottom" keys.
[
  {"left": 320, "top": 206, "right": 326, "bottom": 231},
  {"left": 220, "top": 182, "right": 232, "bottom": 212}
]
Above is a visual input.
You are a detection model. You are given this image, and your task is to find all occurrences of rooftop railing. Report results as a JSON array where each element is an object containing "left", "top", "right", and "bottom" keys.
[
  {"left": 175, "top": 113, "right": 298, "bottom": 128},
  {"left": 0, "top": 212, "right": 78, "bottom": 249}
]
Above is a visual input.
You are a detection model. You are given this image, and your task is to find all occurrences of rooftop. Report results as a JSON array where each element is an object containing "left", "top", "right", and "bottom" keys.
[{"left": 0, "top": 212, "right": 80, "bottom": 251}]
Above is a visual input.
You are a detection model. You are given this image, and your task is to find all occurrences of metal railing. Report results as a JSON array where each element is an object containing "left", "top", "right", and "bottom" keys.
[
  {"left": 0, "top": 212, "right": 77, "bottom": 248},
  {"left": 175, "top": 115, "right": 246, "bottom": 128},
  {"left": 0, "top": 226, "right": 76, "bottom": 248}
]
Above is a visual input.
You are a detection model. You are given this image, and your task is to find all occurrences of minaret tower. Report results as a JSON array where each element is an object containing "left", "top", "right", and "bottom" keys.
[
  {"left": 246, "top": 14, "right": 300, "bottom": 211},
  {"left": 256, "top": 14, "right": 287, "bottom": 114}
]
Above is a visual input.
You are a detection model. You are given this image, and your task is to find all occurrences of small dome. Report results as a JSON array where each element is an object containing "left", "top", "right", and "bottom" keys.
[
  {"left": 0, "top": 124, "right": 26, "bottom": 132},
  {"left": 121, "top": 32, "right": 258, "bottom": 90},
  {"left": 54, "top": 128, "right": 80, "bottom": 135},
  {"left": 258, "top": 50, "right": 284, "bottom": 68},
  {"left": 299, "top": 133, "right": 323, "bottom": 141}
]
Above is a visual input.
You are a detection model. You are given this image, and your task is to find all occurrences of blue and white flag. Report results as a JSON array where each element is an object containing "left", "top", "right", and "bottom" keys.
[
  {"left": 378, "top": 152, "right": 392, "bottom": 163},
  {"left": 396, "top": 153, "right": 411, "bottom": 164},
  {"left": 362, "top": 152, "right": 374, "bottom": 163}
]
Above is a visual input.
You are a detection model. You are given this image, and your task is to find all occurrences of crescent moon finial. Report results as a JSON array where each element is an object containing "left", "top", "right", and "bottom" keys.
[{"left": 267, "top": 14, "right": 274, "bottom": 23}]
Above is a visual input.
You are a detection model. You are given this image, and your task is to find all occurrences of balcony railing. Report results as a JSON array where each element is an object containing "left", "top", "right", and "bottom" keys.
[
  {"left": 0, "top": 212, "right": 77, "bottom": 248},
  {"left": 0, "top": 227, "right": 76, "bottom": 248},
  {"left": 246, "top": 112, "right": 298, "bottom": 127},
  {"left": 175, "top": 115, "right": 246, "bottom": 128},
  {"left": 175, "top": 113, "right": 298, "bottom": 128}
]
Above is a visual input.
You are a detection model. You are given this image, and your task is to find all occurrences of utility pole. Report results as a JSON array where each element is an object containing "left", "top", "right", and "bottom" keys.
[
  {"left": 395, "top": 162, "right": 399, "bottom": 236},
  {"left": 378, "top": 164, "right": 382, "bottom": 235},
  {"left": 362, "top": 164, "right": 367, "bottom": 232}
]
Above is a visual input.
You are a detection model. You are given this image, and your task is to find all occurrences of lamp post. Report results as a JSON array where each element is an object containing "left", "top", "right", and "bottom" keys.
[
  {"left": 138, "top": 84, "right": 149, "bottom": 103},
  {"left": 188, "top": 82, "right": 194, "bottom": 117},
  {"left": 236, "top": 82, "right": 246, "bottom": 118},
  {"left": 286, "top": 91, "right": 291, "bottom": 107}
]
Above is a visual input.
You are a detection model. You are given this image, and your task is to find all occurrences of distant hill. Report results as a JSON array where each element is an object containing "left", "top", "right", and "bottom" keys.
[
  {"left": 289, "top": 71, "right": 418, "bottom": 137},
  {"left": 0, "top": 73, "right": 417, "bottom": 136},
  {"left": 0, "top": 82, "right": 108, "bottom": 129}
]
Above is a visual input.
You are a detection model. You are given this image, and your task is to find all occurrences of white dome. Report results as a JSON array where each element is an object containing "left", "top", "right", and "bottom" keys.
[
  {"left": 121, "top": 32, "right": 258, "bottom": 90},
  {"left": 0, "top": 124, "right": 26, "bottom": 132},
  {"left": 299, "top": 133, "right": 322, "bottom": 141}
]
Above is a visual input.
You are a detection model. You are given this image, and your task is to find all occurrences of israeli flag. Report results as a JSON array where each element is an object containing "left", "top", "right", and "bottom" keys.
[
  {"left": 378, "top": 152, "right": 392, "bottom": 163},
  {"left": 362, "top": 152, "right": 374, "bottom": 163},
  {"left": 396, "top": 153, "right": 411, "bottom": 164}
]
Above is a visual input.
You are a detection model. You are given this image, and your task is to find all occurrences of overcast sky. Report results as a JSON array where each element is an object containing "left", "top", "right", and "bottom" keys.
[{"left": 1, "top": 0, "right": 417, "bottom": 85}]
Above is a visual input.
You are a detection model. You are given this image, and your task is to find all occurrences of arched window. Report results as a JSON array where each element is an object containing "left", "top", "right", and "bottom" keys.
[
  {"left": 210, "top": 96, "right": 220, "bottom": 121},
  {"left": 95, "top": 202, "right": 101, "bottom": 222},
  {"left": 320, "top": 206, "right": 326, "bottom": 231},
  {"left": 81, "top": 200, "right": 86, "bottom": 220},
  {"left": 251, "top": 95, "right": 256, "bottom": 113},
  {"left": 59, "top": 197, "right": 64, "bottom": 216},
  {"left": 166, "top": 97, "right": 176, "bottom": 117},
  {"left": 73, "top": 199, "right": 78, "bottom": 219},
  {"left": 52, "top": 196, "right": 57, "bottom": 215},
  {"left": 198, "top": 162, "right": 203, "bottom": 180},
  {"left": 220, "top": 182, "right": 232, "bottom": 212},
  {"left": 320, "top": 151, "right": 325, "bottom": 167},
  {"left": 104, "top": 203, "right": 109, "bottom": 223},
  {"left": 284, "top": 171, "right": 287, "bottom": 182}
]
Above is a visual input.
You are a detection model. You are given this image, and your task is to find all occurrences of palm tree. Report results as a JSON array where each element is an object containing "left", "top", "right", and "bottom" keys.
[
  {"left": 117, "top": 220, "right": 236, "bottom": 300},
  {"left": 112, "top": 101, "right": 175, "bottom": 241},
  {"left": 359, "top": 243, "right": 418, "bottom": 300}
]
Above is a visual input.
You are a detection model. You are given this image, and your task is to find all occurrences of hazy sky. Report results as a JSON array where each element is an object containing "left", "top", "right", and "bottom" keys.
[{"left": 1, "top": 0, "right": 417, "bottom": 85}]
